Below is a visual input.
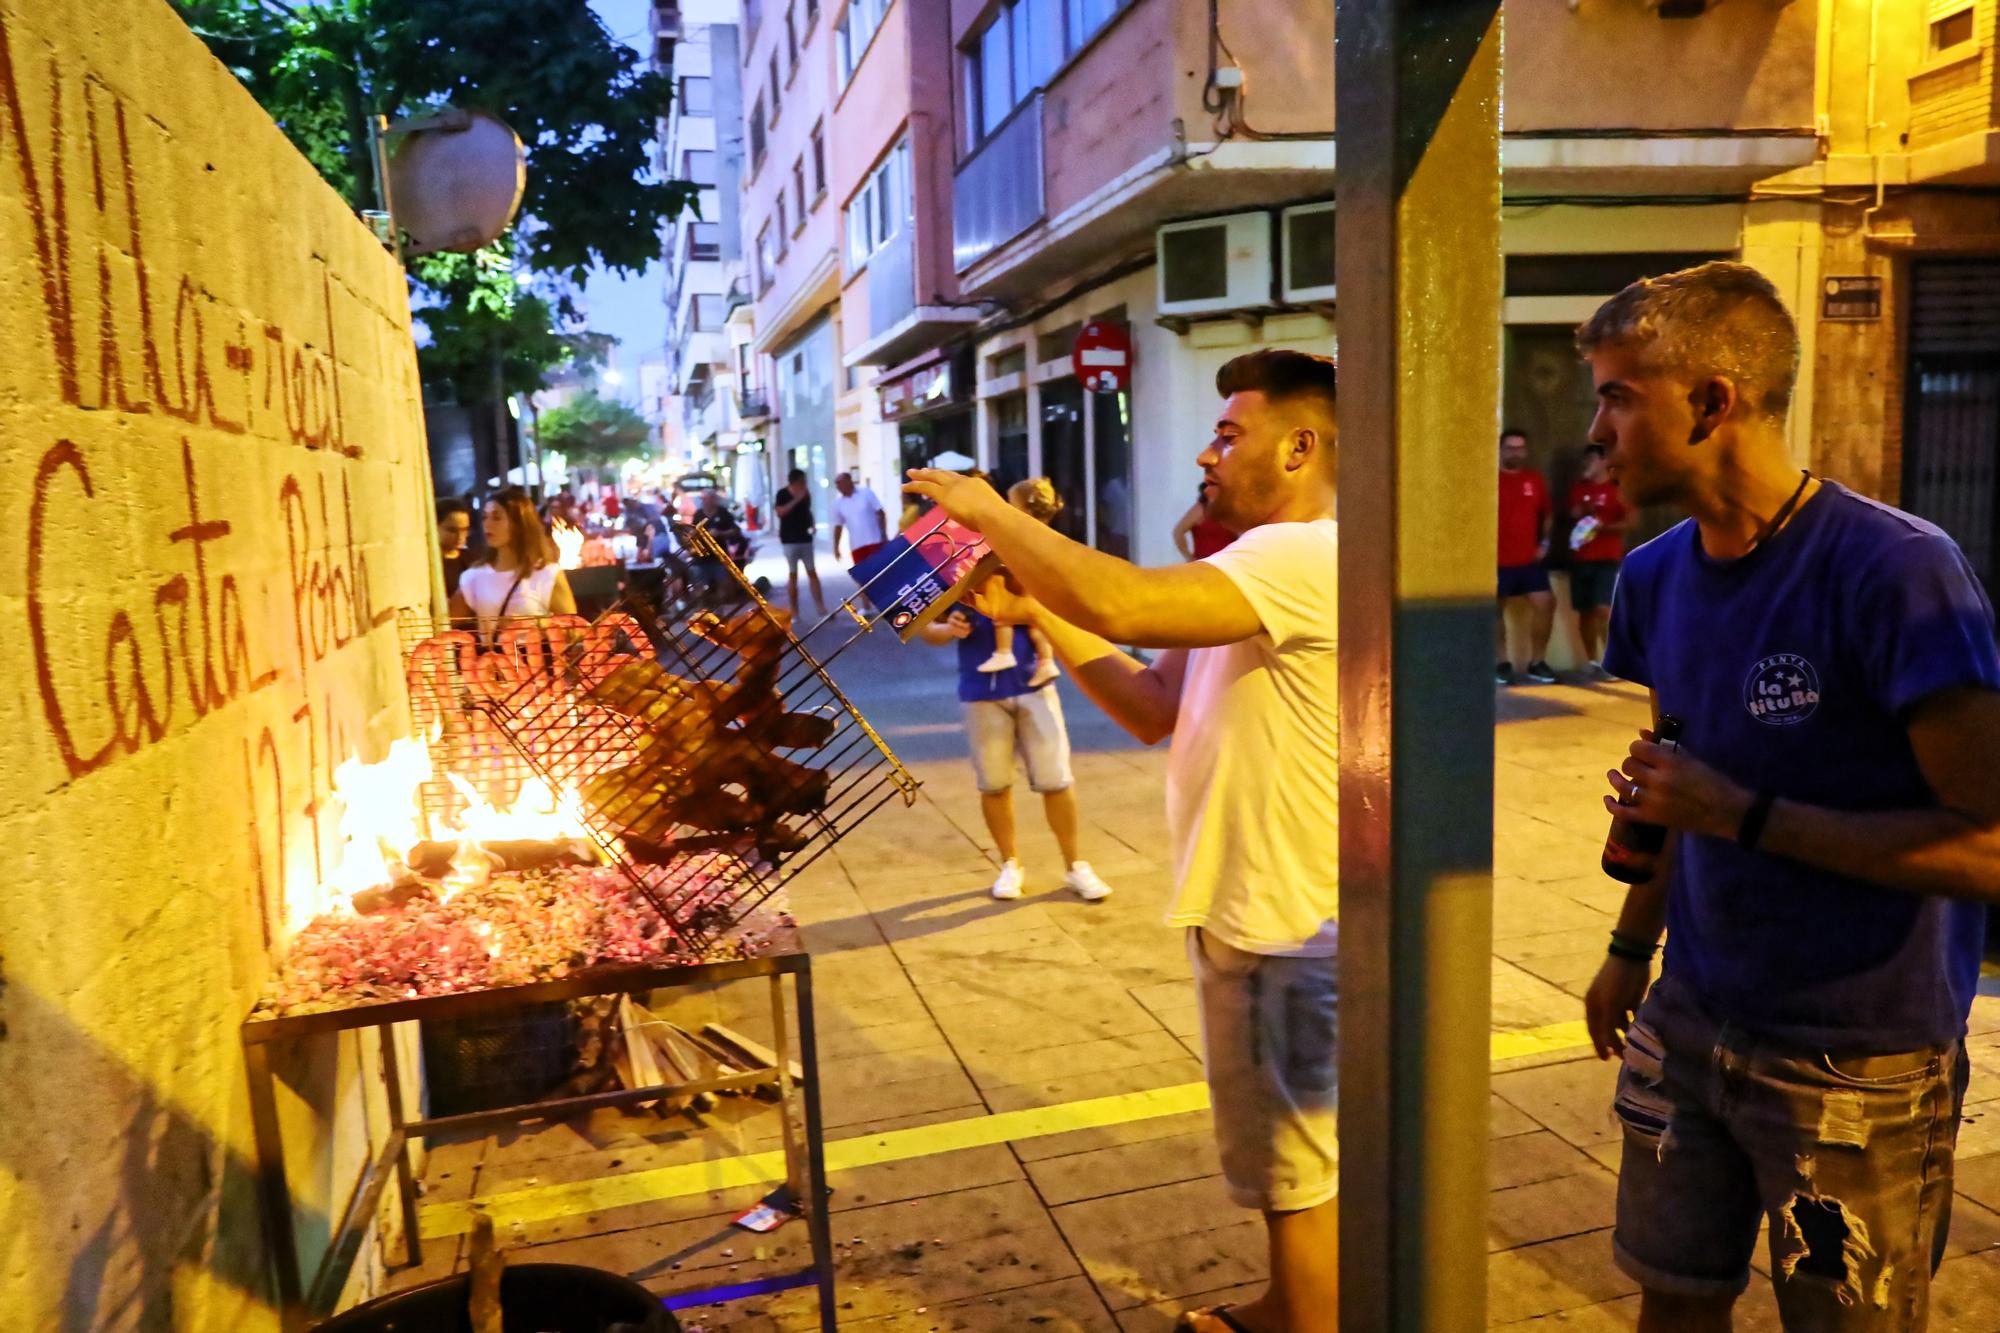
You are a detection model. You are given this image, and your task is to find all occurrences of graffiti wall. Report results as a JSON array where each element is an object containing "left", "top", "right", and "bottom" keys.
[{"left": 0, "top": 0, "right": 433, "bottom": 1325}]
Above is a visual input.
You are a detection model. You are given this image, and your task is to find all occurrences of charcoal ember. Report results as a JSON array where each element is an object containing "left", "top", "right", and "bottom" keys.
[{"left": 254, "top": 858, "right": 781, "bottom": 1017}]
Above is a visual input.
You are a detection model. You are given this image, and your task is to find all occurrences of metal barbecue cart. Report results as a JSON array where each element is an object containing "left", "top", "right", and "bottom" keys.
[{"left": 242, "top": 523, "right": 969, "bottom": 1330}]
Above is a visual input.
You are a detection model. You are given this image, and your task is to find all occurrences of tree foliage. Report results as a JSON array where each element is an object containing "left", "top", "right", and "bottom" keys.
[
  {"left": 536, "top": 390, "right": 655, "bottom": 468},
  {"left": 177, "top": 0, "right": 692, "bottom": 395}
]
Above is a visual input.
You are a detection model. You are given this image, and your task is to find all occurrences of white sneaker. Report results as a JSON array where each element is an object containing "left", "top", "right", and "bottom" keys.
[
  {"left": 1026, "top": 658, "right": 1061, "bottom": 688},
  {"left": 990, "top": 859, "right": 1025, "bottom": 900},
  {"left": 976, "top": 651, "right": 1019, "bottom": 673},
  {"left": 1063, "top": 861, "right": 1112, "bottom": 901}
]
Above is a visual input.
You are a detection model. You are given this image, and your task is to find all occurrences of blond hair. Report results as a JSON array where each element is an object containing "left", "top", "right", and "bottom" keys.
[
  {"left": 1007, "top": 477, "right": 1064, "bottom": 524},
  {"left": 1575, "top": 261, "right": 1800, "bottom": 423}
]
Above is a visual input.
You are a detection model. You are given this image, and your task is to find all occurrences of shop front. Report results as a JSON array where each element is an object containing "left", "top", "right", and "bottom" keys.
[{"left": 879, "top": 347, "right": 977, "bottom": 510}]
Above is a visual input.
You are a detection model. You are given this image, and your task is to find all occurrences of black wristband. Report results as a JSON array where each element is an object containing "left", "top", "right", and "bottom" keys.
[
  {"left": 1736, "top": 789, "right": 1778, "bottom": 852},
  {"left": 1607, "top": 930, "right": 1656, "bottom": 964}
]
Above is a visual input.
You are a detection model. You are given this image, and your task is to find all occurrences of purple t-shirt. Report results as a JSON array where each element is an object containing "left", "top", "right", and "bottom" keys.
[
  {"left": 1605, "top": 481, "right": 1999, "bottom": 1052},
  {"left": 953, "top": 609, "right": 1037, "bottom": 704}
]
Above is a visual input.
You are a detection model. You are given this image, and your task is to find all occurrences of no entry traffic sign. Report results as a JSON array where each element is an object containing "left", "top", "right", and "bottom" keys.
[{"left": 1072, "top": 320, "right": 1132, "bottom": 393}]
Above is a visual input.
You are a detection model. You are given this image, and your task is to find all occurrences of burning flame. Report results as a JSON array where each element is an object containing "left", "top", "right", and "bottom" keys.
[
  {"left": 552, "top": 519, "right": 585, "bottom": 570},
  {"left": 284, "top": 733, "right": 595, "bottom": 935}
]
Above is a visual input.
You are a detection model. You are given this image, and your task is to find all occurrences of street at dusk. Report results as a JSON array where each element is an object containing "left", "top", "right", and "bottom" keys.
[{"left": 4, "top": 2, "right": 2000, "bottom": 1332}]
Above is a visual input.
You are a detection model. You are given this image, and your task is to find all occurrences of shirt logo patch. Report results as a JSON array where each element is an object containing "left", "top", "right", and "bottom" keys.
[{"left": 1745, "top": 653, "right": 1821, "bottom": 726}]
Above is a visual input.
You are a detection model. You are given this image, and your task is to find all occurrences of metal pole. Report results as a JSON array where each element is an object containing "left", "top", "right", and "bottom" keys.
[{"left": 1334, "top": 3, "right": 1502, "bottom": 1330}]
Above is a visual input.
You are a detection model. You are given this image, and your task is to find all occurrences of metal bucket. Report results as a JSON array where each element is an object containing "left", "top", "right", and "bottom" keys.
[{"left": 314, "top": 1262, "right": 676, "bottom": 1332}]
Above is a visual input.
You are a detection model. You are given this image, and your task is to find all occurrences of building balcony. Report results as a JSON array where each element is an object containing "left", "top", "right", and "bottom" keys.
[
  {"left": 736, "top": 390, "right": 774, "bottom": 423},
  {"left": 842, "top": 226, "right": 984, "bottom": 368},
  {"left": 954, "top": 94, "right": 1046, "bottom": 273}
]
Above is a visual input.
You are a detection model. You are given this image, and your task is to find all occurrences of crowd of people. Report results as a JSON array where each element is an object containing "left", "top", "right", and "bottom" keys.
[
  {"left": 907, "top": 260, "right": 2000, "bottom": 1333},
  {"left": 425, "top": 260, "right": 2000, "bottom": 1333}
]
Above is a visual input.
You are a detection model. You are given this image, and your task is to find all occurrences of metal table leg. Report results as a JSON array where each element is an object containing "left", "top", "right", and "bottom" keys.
[
  {"left": 378, "top": 1022, "right": 423, "bottom": 1267},
  {"left": 243, "top": 1039, "right": 308, "bottom": 1333},
  {"left": 793, "top": 963, "right": 838, "bottom": 1333},
  {"left": 768, "top": 972, "right": 807, "bottom": 1199}
]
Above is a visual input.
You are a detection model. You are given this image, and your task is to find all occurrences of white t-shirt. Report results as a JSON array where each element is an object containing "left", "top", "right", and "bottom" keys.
[
  {"left": 458, "top": 562, "right": 562, "bottom": 639},
  {"left": 1164, "top": 517, "right": 1339, "bottom": 956},
  {"left": 829, "top": 487, "right": 887, "bottom": 549}
]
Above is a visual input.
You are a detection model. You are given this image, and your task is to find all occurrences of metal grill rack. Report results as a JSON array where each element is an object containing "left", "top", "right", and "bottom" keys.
[{"left": 476, "top": 524, "right": 921, "bottom": 950}]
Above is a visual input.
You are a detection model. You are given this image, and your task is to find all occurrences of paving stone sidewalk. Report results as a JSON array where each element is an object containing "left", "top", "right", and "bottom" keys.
[{"left": 389, "top": 559, "right": 2000, "bottom": 1330}]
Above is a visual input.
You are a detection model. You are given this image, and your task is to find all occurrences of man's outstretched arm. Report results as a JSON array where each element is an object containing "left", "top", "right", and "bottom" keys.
[{"left": 906, "top": 471, "right": 1258, "bottom": 649}]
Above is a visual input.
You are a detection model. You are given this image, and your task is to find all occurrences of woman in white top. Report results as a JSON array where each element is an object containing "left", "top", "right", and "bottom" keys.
[{"left": 449, "top": 486, "right": 578, "bottom": 644}]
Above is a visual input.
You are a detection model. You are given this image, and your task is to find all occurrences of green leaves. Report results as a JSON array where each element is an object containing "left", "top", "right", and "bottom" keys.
[
  {"left": 534, "top": 390, "right": 655, "bottom": 468},
  {"left": 174, "top": 0, "right": 699, "bottom": 399}
]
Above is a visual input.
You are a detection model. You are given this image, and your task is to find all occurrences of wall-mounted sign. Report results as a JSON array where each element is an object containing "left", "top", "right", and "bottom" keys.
[
  {"left": 1073, "top": 320, "right": 1132, "bottom": 393},
  {"left": 878, "top": 351, "right": 978, "bottom": 421},
  {"left": 1822, "top": 275, "right": 1882, "bottom": 322}
]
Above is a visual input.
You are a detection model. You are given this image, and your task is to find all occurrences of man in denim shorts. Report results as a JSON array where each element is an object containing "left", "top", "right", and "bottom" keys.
[
  {"left": 1577, "top": 261, "right": 2000, "bottom": 1330},
  {"left": 908, "top": 349, "right": 1342, "bottom": 1333},
  {"left": 919, "top": 606, "right": 1112, "bottom": 902}
]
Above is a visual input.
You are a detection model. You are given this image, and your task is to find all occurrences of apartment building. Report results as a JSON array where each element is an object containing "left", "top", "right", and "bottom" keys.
[
  {"left": 735, "top": 0, "right": 843, "bottom": 521},
  {"left": 652, "top": 0, "right": 750, "bottom": 483},
  {"left": 721, "top": 1, "right": 2000, "bottom": 613}
]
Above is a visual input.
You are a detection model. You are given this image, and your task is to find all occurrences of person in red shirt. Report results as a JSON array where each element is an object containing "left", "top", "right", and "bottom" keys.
[
  {"left": 1565, "top": 443, "right": 1634, "bottom": 676},
  {"left": 1497, "top": 428, "right": 1557, "bottom": 684}
]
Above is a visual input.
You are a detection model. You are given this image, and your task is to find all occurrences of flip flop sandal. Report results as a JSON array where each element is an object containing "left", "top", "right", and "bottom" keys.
[{"left": 1176, "top": 1306, "right": 1255, "bottom": 1333}]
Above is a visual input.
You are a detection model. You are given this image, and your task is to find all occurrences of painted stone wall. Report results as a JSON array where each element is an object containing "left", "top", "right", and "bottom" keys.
[{"left": 0, "top": 0, "right": 433, "bottom": 1327}]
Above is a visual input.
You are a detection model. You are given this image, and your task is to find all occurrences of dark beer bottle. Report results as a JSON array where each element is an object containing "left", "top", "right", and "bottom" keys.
[{"left": 1601, "top": 714, "right": 1685, "bottom": 885}]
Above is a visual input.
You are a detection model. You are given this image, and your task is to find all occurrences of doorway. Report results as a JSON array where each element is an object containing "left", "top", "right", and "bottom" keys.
[{"left": 1902, "top": 259, "right": 2000, "bottom": 591}]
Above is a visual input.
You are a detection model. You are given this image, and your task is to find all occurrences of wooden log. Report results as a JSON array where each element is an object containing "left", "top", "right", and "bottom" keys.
[{"left": 703, "top": 1022, "right": 804, "bottom": 1083}]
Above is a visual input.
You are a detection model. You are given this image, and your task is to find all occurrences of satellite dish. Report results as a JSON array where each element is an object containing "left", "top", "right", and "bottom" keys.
[{"left": 385, "top": 108, "right": 527, "bottom": 256}]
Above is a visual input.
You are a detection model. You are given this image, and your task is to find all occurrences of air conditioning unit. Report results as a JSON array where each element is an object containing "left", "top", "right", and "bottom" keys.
[
  {"left": 1157, "top": 213, "right": 1272, "bottom": 318},
  {"left": 1280, "top": 203, "right": 1336, "bottom": 303}
]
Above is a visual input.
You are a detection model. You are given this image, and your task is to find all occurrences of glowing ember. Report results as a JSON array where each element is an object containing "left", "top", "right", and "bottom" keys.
[{"left": 257, "top": 859, "right": 791, "bottom": 1016}]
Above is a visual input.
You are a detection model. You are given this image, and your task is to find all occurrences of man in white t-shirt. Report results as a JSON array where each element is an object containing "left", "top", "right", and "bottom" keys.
[
  {"left": 906, "top": 349, "right": 1340, "bottom": 1333},
  {"left": 829, "top": 471, "right": 889, "bottom": 563}
]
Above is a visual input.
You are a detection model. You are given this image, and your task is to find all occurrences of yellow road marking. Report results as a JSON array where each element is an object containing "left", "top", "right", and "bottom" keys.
[
  {"left": 1490, "top": 1020, "right": 1592, "bottom": 1062},
  {"left": 420, "top": 1019, "right": 1593, "bottom": 1239}
]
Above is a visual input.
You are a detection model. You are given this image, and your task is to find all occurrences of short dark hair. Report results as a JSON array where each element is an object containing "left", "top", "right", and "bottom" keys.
[
  {"left": 1575, "top": 260, "right": 1799, "bottom": 422},
  {"left": 787, "top": 468, "right": 807, "bottom": 483},
  {"left": 1215, "top": 349, "right": 1338, "bottom": 417},
  {"left": 436, "top": 497, "right": 470, "bottom": 521},
  {"left": 1500, "top": 428, "right": 1528, "bottom": 444}
]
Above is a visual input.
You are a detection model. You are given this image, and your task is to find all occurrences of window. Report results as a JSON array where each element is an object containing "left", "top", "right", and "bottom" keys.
[
  {"left": 756, "top": 222, "right": 777, "bottom": 294},
  {"left": 678, "top": 76, "right": 713, "bottom": 116},
  {"left": 966, "top": 0, "right": 1122, "bottom": 145},
  {"left": 785, "top": 5, "right": 799, "bottom": 76},
  {"left": 749, "top": 99, "right": 767, "bottom": 168},
  {"left": 681, "top": 149, "right": 717, "bottom": 185},
  {"left": 687, "top": 221, "right": 722, "bottom": 262},
  {"left": 745, "top": 0, "right": 764, "bottom": 45},
  {"left": 775, "top": 193, "right": 789, "bottom": 254},
  {"left": 810, "top": 121, "right": 827, "bottom": 197},
  {"left": 692, "top": 294, "right": 727, "bottom": 330},
  {"left": 805, "top": 0, "right": 819, "bottom": 29},
  {"left": 769, "top": 52, "right": 782, "bottom": 117},
  {"left": 1931, "top": 6, "right": 1975, "bottom": 56},
  {"left": 836, "top": 0, "right": 888, "bottom": 86},
  {"left": 792, "top": 158, "right": 808, "bottom": 230},
  {"left": 845, "top": 137, "right": 912, "bottom": 272}
]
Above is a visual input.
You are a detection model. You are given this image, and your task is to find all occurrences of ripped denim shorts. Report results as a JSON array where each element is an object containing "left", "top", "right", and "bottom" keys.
[{"left": 1611, "top": 974, "right": 1968, "bottom": 1329}]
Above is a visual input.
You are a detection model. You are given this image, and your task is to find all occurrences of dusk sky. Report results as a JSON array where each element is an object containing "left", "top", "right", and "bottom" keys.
[{"left": 577, "top": 0, "right": 669, "bottom": 405}]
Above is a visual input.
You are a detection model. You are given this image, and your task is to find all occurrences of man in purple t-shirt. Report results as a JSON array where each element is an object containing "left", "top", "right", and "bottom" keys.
[
  {"left": 1577, "top": 261, "right": 2000, "bottom": 1331},
  {"left": 918, "top": 607, "right": 1112, "bottom": 903}
]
